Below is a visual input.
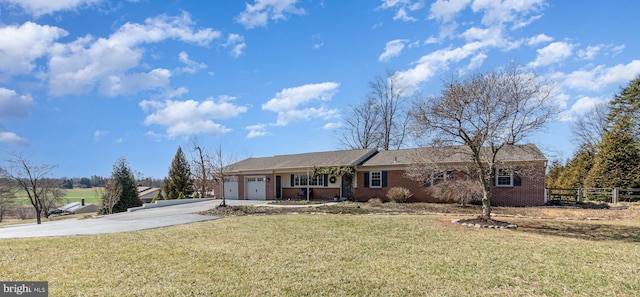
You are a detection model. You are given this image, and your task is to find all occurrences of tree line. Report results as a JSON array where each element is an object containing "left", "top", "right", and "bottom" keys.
[{"left": 547, "top": 76, "right": 640, "bottom": 190}]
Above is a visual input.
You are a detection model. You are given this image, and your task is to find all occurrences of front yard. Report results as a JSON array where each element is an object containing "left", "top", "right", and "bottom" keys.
[{"left": 0, "top": 202, "right": 638, "bottom": 296}]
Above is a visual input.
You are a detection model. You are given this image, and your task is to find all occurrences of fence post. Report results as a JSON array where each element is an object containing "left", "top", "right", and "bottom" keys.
[
  {"left": 577, "top": 188, "right": 583, "bottom": 202},
  {"left": 612, "top": 188, "right": 619, "bottom": 204}
]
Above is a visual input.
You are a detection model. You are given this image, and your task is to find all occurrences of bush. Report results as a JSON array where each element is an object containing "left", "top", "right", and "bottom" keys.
[
  {"left": 386, "top": 187, "right": 413, "bottom": 203},
  {"left": 193, "top": 192, "right": 201, "bottom": 198},
  {"left": 368, "top": 198, "right": 383, "bottom": 207},
  {"left": 178, "top": 192, "right": 186, "bottom": 200}
]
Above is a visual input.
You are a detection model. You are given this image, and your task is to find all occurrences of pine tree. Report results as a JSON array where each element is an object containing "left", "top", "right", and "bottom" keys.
[
  {"left": 585, "top": 77, "right": 640, "bottom": 189},
  {"left": 100, "top": 157, "right": 141, "bottom": 214},
  {"left": 163, "top": 146, "right": 194, "bottom": 199}
]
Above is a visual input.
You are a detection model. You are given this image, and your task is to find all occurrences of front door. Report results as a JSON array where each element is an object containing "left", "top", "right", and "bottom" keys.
[{"left": 275, "top": 175, "right": 282, "bottom": 199}]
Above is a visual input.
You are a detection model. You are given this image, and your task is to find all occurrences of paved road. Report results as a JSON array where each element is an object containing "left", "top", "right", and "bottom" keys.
[{"left": 0, "top": 199, "right": 264, "bottom": 239}]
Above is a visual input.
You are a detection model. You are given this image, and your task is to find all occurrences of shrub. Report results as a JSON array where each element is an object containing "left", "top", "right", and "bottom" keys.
[
  {"left": 193, "top": 192, "right": 201, "bottom": 198},
  {"left": 367, "top": 198, "right": 383, "bottom": 207},
  {"left": 386, "top": 187, "right": 413, "bottom": 203},
  {"left": 178, "top": 192, "right": 186, "bottom": 200},
  {"left": 429, "top": 180, "right": 482, "bottom": 206}
]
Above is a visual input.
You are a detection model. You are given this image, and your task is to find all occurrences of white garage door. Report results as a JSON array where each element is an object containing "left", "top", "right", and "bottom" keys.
[
  {"left": 246, "top": 177, "right": 266, "bottom": 200},
  {"left": 223, "top": 177, "right": 238, "bottom": 200}
]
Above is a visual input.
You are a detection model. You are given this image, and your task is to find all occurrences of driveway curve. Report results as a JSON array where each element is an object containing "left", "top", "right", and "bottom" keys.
[{"left": 0, "top": 199, "right": 264, "bottom": 239}]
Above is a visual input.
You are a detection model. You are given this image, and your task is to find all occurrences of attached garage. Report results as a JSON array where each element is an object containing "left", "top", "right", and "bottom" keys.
[
  {"left": 223, "top": 177, "right": 238, "bottom": 200},
  {"left": 246, "top": 176, "right": 266, "bottom": 200}
]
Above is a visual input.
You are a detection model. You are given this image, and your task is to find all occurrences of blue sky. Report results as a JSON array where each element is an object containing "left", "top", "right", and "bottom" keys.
[{"left": 1, "top": 0, "right": 639, "bottom": 179}]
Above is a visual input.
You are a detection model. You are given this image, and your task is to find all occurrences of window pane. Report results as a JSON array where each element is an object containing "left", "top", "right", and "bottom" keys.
[{"left": 370, "top": 171, "right": 381, "bottom": 187}]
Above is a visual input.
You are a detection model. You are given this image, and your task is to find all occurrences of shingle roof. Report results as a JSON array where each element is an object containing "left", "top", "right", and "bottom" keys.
[
  {"left": 361, "top": 144, "right": 547, "bottom": 167},
  {"left": 228, "top": 148, "right": 377, "bottom": 172}
]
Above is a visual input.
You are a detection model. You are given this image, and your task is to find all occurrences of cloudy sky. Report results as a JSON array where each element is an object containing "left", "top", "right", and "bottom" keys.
[{"left": 1, "top": 0, "right": 639, "bottom": 178}]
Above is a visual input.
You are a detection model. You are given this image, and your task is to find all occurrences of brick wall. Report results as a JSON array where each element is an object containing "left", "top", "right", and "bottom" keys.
[{"left": 356, "top": 164, "right": 546, "bottom": 206}]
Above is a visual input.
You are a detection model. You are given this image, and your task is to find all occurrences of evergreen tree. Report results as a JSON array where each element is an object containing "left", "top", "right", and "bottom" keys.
[
  {"left": 584, "top": 118, "right": 640, "bottom": 188},
  {"left": 163, "top": 146, "right": 194, "bottom": 199},
  {"left": 584, "top": 77, "right": 640, "bottom": 188},
  {"left": 555, "top": 147, "right": 595, "bottom": 188},
  {"left": 100, "top": 157, "right": 142, "bottom": 214}
]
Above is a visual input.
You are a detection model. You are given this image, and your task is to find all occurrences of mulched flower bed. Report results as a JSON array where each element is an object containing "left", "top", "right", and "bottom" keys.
[{"left": 452, "top": 217, "right": 517, "bottom": 229}]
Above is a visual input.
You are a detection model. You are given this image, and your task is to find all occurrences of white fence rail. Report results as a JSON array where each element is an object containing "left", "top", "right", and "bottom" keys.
[{"left": 545, "top": 188, "right": 640, "bottom": 204}]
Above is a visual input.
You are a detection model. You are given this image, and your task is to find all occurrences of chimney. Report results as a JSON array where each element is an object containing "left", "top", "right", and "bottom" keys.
[{"left": 81, "top": 198, "right": 85, "bottom": 206}]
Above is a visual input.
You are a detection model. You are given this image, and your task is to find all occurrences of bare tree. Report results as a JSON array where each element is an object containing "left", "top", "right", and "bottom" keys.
[
  {"left": 191, "top": 137, "right": 214, "bottom": 198},
  {"left": 0, "top": 153, "right": 59, "bottom": 224},
  {"left": 100, "top": 178, "right": 123, "bottom": 215},
  {"left": 572, "top": 101, "right": 609, "bottom": 151},
  {"left": 0, "top": 178, "right": 16, "bottom": 222},
  {"left": 212, "top": 145, "right": 236, "bottom": 207},
  {"left": 411, "top": 64, "right": 558, "bottom": 219},
  {"left": 40, "top": 183, "right": 65, "bottom": 218},
  {"left": 338, "top": 97, "right": 381, "bottom": 149},
  {"left": 338, "top": 70, "right": 410, "bottom": 150}
]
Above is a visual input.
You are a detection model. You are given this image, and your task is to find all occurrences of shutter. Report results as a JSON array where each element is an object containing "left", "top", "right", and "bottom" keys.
[
  {"left": 364, "top": 172, "right": 369, "bottom": 188},
  {"left": 323, "top": 174, "right": 328, "bottom": 187},
  {"left": 290, "top": 174, "right": 294, "bottom": 187},
  {"left": 382, "top": 171, "right": 388, "bottom": 187},
  {"left": 514, "top": 174, "right": 522, "bottom": 186}
]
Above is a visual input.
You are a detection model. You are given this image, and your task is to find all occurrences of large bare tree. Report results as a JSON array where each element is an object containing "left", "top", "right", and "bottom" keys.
[
  {"left": 572, "top": 101, "right": 609, "bottom": 152},
  {"left": 99, "top": 178, "right": 123, "bottom": 215},
  {"left": 411, "top": 64, "right": 558, "bottom": 219},
  {"left": 339, "top": 70, "right": 410, "bottom": 150},
  {"left": 0, "top": 153, "right": 60, "bottom": 224},
  {"left": 191, "top": 137, "right": 214, "bottom": 198}
]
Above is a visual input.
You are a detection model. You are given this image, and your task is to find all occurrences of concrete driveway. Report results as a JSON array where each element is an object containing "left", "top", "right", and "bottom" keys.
[{"left": 0, "top": 199, "right": 264, "bottom": 239}]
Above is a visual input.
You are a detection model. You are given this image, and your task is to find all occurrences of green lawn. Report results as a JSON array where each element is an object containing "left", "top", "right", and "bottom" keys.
[
  {"left": 14, "top": 188, "right": 101, "bottom": 205},
  {"left": 0, "top": 214, "right": 638, "bottom": 296}
]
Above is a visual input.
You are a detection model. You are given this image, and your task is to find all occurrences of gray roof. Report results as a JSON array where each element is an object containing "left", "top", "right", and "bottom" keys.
[
  {"left": 228, "top": 148, "right": 377, "bottom": 172},
  {"left": 361, "top": 144, "right": 547, "bottom": 167}
]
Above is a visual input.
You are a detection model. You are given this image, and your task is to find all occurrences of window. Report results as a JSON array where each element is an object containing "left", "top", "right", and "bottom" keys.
[
  {"left": 293, "top": 174, "right": 324, "bottom": 187},
  {"left": 370, "top": 171, "right": 382, "bottom": 188},
  {"left": 496, "top": 168, "right": 513, "bottom": 187},
  {"left": 424, "top": 171, "right": 452, "bottom": 187}
]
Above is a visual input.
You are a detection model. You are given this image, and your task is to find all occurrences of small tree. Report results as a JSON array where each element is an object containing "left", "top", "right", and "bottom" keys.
[
  {"left": 164, "top": 146, "right": 194, "bottom": 200},
  {"left": 212, "top": 145, "right": 235, "bottom": 207},
  {"left": 191, "top": 137, "right": 214, "bottom": 198},
  {"left": 411, "top": 64, "right": 558, "bottom": 219},
  {"left": 0, "top": 178, "right": 16, "bottom": 222},
  {"left": 100, "top": 178, "right": 123, "bottom": 215}
]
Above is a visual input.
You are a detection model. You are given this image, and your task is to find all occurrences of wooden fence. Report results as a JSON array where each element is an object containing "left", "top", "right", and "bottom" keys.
[{"left": 545, "top": 187, "right": 640, "bottom": 204}]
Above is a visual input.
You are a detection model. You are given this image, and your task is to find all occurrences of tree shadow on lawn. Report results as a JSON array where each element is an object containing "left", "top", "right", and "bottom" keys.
[{"left": 513, "top": 219, "right": 640, "bottom": 242}]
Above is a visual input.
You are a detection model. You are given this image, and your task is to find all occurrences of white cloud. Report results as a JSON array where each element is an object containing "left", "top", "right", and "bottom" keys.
[
  {"left": 2, "top": 0, "right": 103, "bottom": 16},
  {"left": 381, "top": 0, "right": 425, "bottom": 22},
  {"left": 93, "top": 130, "right": 108, "bottom": 141},
  {"left": 245, "top": 124, "right": 271, "bottom": 138},
  {"left": 322, "top": 122, "right": 342, "bottom": 130},
  {"left": 0, "top": 132, "right": 29, "bottom": 146},
  {"left": 0, "top": 88, "right": 34, "bottom": 118},
  {"left": 140, "top": 96, "right": 248, "bottom": 137},
  {"left": 224, "top": 34, "right": 246, "bottom": 58},
  {"left": 379, "top": 39, "right": 408, "bottom": 62},
  {"left": 177, "top": 51, "right": 207, "bottom": 74},
  {"left": 553, "top": 60, "right": 640, "bottom": 92},
  {"left": 429, "top": 0, "right": 471, "bottom": 22},
  {"left": 527, "top": 34, "right": 553, "bottom": 46},
  {"left": 394, "top": 41, "right": 486, "bottom": 88},
  {"left": 262, "top": 82, "right": 340, "bottom": 126},
  {"left": 0, "top": 22, "right": 68, "bottom": 78},
  {"left": 528, "top": 41, "right": 573, "bottom": 68},
  {"left": 48, "top": 12, "right": 220, "bottom": 96},
  {"left": 577, "top": 45, "right": 601, "bottom": 60},
  {"left": 560, "top": 96, "right": 609, "bottom": 122},
  {"left": 471, "top": 0, "right": 545, "bottom": 26},
  {"left": 235, "top": 0, "right": 306, "bottom": 29}
]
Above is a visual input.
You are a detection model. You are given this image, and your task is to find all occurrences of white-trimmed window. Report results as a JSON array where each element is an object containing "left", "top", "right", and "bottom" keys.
[
  {"left": 370, "top": 171, "right": 382, "bottom": 188},
  {"left": 495, "top": 168, "right": 513, "bottom": 187},
  {"left": 293, "top": 174, "right": 323, "bottom": 187},
  {"left": 424, "top": 171, "right": 452, "bottom": 187}
]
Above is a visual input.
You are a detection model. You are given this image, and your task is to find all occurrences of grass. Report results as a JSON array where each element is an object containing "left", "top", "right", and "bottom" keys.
[
  {"left": 1, "top": 210, "right": 639, "bottom": 296},
  {"left": 13, "top": 188, "right": 101, "bottom": 205}
]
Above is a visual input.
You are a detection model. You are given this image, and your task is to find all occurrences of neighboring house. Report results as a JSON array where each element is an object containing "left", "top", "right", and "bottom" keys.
[
  {"left": 138, "top": 186, "right": 162, "bottom": 203},
  {"left": 52, "top": 200, "right": 98, "bottom": 215},
  {"left": 220, "top": 144, "right": 548, "bottom": 206}
]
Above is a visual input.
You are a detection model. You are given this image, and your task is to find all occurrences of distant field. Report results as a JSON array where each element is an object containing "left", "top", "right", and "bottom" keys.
[{"left": 14, "top": 188, "right": 102, "bottom": 205}]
